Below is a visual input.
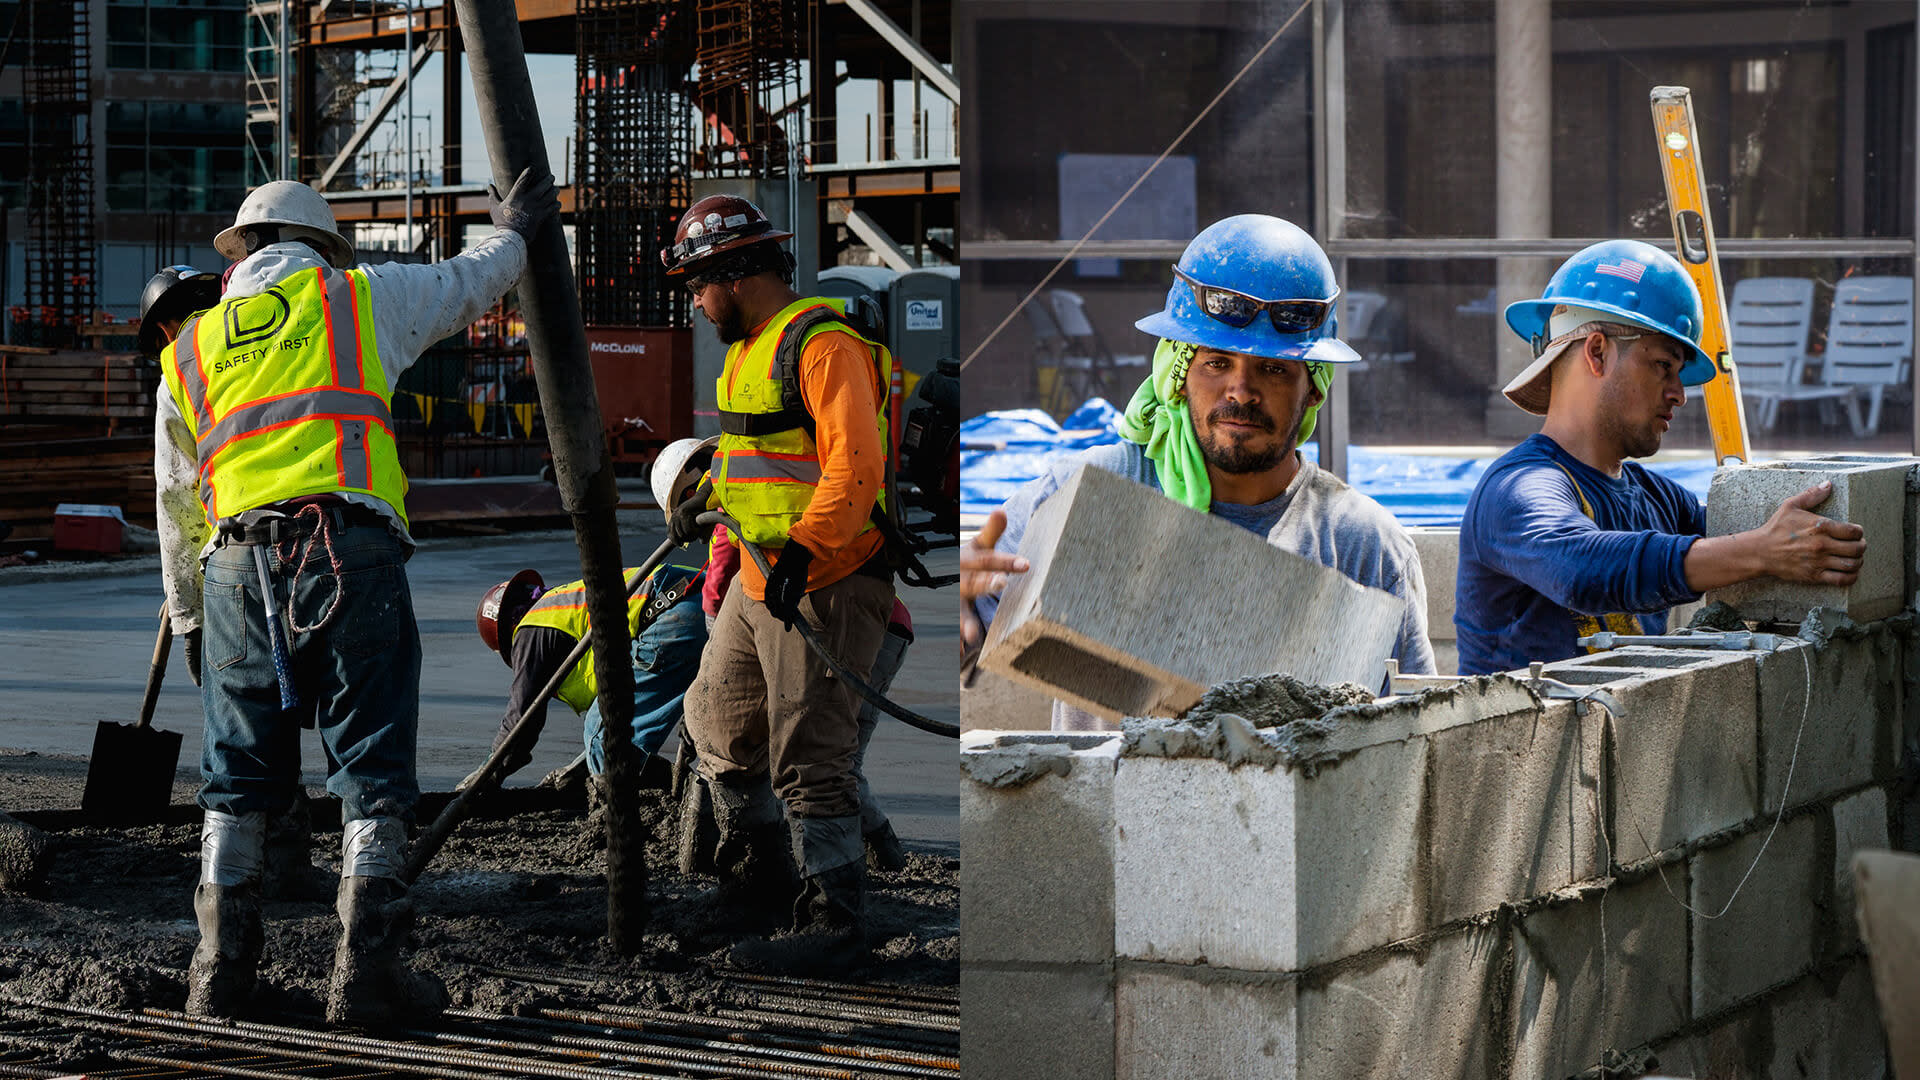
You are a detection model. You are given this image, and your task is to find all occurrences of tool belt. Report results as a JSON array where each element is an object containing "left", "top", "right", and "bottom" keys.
[{"left": 215, "top": 500, "right": 382, "bottom": 546}]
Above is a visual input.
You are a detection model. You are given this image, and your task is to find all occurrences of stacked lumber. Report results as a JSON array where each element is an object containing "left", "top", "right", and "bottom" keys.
[
  {"left": 0, "top": 347, "right": 157, "bottom": 422},
  {"left": 0, "top": 434, "right": 157, "bottom": 540}
]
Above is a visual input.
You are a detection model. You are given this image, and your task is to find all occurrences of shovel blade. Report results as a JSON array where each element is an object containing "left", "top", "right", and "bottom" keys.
[{"left": 82, "top": 719, "right": 185, "bottom": 823}]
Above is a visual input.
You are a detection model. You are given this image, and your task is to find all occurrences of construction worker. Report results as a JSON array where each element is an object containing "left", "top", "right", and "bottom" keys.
[
  {"left": 154, "top": 172, "right": 558, "bottom": 1026},
  {"left": 961, "top": 214, "right": 1435, "bottom": 724},
  {"left": 659, "top": 193, "right": 896, "bottom": 970},
  {"left": 472, "top": 437, "right": 715, "bottom": 782},
  {"left": 1454, "top": 240, "right": 1867, "bottom": 676},
  {"left": 135, "top": 265, "right": 222, "bottom": 356}
]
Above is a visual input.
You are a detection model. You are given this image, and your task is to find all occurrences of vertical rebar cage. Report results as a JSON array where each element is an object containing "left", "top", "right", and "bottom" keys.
[
  {"left": 575, "top": 0, "right": 695, "bottom": 327},
  {"left": 21, "top": 0, "right": 95, "bottom": 346},
  {"left": 693, "top": 0, "right": 802, "bottom": 179}
]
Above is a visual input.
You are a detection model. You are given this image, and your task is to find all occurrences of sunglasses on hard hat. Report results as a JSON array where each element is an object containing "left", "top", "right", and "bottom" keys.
[{"left": 1172, "top": 265, "right": 1337, "bottom": 334}]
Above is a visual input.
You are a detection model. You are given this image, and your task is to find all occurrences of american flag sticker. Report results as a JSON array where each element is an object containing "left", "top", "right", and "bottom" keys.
[{"left": 1594, "top": 259, "right": 1646, "bottom": 283}]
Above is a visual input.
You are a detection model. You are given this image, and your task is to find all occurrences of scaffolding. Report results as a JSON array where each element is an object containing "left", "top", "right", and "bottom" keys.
[
  {"left": 20, "top": 0, "right": 95, "bottom": 346},
  {"left": 244, "top": 0, "right": 292, "bottom": 185},
  {"left": 695, "top": 0, "right": 802, "bottom": 178},
  {"left": 575, "top": 0, "right": 695, "bottom": 327}
]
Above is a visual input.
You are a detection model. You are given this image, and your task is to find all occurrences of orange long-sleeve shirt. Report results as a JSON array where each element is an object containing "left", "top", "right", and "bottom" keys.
[{"left": 731, "top": 319, "right": 887, "bottom": 601}]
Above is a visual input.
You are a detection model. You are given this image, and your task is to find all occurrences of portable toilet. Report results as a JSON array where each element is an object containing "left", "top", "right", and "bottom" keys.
[
  {"left": 817, "top": 266, "right": 900, "bottom": 338},
  {"left": 889, "top": 265, "right": 959, "bottom": 380}
]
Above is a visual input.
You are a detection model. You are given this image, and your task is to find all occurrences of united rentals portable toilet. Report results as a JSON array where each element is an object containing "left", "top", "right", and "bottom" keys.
[
  {"left": 889, "top": 265, "right": 959, "bottom": 381},
  {"left": 817, "top": 266, "right": 900, "bottom": 339}
]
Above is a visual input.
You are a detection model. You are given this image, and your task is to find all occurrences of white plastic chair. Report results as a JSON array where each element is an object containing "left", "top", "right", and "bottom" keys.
[
  {"left": 1025, "top": 296, "right": 1100, "bottom": 415},
  {"left": 1817, "top": 276, "right": 1913, "bottom": 436},
  {"left": 1728, "top": 277, "right": 1823, "bottom": 432},
  {"left": 1049, "top": 289, "right": 1149, "bottom": 373}
]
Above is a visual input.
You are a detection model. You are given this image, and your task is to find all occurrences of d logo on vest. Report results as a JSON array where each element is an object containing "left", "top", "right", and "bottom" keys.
[{"left": 224, "top": 290, "right": 292, "bottom": 348}]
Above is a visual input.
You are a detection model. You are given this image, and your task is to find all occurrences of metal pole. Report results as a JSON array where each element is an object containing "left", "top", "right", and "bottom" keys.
[
  {"left": 278, "top": 0, "right": 290, "bottom": 179},
  {"left": 449, "top": 0, "right": 643, "bottom": 951},
  {"left": 404, "top": 0, "right": 413, "bottom": 251},
  {"left": 1911, "top": 1, "right": 1918, "bottom": 455}
]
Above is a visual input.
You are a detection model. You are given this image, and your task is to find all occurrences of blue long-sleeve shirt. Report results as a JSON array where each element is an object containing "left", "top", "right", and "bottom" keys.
[{"left": 1455, "top": 434, "right": 1705, "bottom": 675}]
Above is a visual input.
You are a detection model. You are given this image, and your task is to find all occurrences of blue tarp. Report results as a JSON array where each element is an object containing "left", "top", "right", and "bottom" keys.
[{"left": 961, "top": 398, "right": 1722, "bottom": 528}]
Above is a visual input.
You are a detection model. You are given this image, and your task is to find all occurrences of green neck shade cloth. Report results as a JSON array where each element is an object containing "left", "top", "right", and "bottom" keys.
[{"left": 1115, "top": 338, "right": 1335, "bottom": 513}]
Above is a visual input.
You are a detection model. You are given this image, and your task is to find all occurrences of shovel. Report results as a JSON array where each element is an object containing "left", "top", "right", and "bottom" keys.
[{"left": 82, "top": 601, "right": 186, "bottom": 823}]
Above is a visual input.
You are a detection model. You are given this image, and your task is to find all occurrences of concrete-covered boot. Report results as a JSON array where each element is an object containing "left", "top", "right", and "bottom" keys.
[
  {"left": 704, "top": 781, "right": 798, "bottom": 929},
  {"left": 185, "top": 810, "right": 266, "bottom": 1017},
  {"left": 728, "top": 862, "right": 870, "bottom": 975},
  {"left": 324, "top": 817, "right": 446, "bottom": 1027},
  {"left": 262, "top": 798, "right": 334, "bottom": 902},
  {"left": 864, "top": 821, "right": 908, "bottom": 874}
]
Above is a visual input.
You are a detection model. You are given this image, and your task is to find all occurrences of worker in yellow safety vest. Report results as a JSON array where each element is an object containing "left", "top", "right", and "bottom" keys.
[
  {"left": 658, "top": 193, "right": 896, "bottom": 974},
  {"left": 153, "top": 172, "right": 558, "bottom": 1028}
]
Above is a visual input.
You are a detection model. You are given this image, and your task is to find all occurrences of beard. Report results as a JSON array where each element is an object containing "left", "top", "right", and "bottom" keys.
[
  {"left": 1598, "top": 381, "right": 1664, "bottom": 459},
  {"left": 1192, "top": 397, "right": 1305, "bottom": 476},
  {"left": 713, "top": 304, "right": 750, "bottom": 344}
]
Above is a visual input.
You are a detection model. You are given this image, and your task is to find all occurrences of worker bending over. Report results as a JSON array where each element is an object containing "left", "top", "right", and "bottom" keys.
[
  {"left": 661, "top": 194, "right": 896, "bottom": 972},
  {"left": 963, "top": 214, "right": 1435, "bottom": 727},
  {"left": 154, "top": 172, "right": 557, "bottom": 1025},
  {"left": 1454, "top": 240, "right": 1866, "bottom": 675}
]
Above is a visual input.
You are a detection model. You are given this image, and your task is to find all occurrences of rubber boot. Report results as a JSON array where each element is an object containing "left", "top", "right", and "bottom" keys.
[
  {"left": 185, "top": 882, "right": 263, "bottom": 1017},
  {"left": 185, "top": 809, "right": 266, "bottom": 1018},
  {"left": 728, "top": 862, "right": 870, "bottom": 975},
  {"left": 262, "top": 800, "right": 334, "bottom": 902},
  {"left": 324, "top": 875, "right": 449, "bottom": 1027},
  {"left": 864, "top": 821, "right": 909, "bottom": 873}
]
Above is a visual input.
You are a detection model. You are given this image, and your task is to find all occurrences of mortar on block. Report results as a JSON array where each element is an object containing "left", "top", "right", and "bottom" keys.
[{"left": 978, "top": 464, "right": 1405, "bottom": 722}]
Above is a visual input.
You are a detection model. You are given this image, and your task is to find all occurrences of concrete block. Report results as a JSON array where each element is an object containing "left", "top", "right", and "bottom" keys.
[
  {"left": 1691, "top": 813, "right": 1824, "bottom": 1016},
  {"left": 1649, "top": 1006, "right": 1765, "bottom": 1080},
  {"left": 1543, "top": 650, "right": 1760, "bottom": 860},
  {"left": 1115, "top": 964, "right": 1295, "bottom": 1080},
  {"left": 1756, "top": 631, "right": 1902, "bottom": 813},
  {"left": 1425, "top": 696, "right": 1607, "bottom": 924},
  {"left": 982, "top": 464, "right": 1406, "bottom": 721},
  {"left": 1834, "top": 787, "right": 1892, "bottom": 950},
  {"left": 962, "top": 965, "right": 1113, "bottom": 1080},
  {"left": 1112, "top": 741, "right": 1426, "bottom": 972},
  {"left": 959, "top": 667, "right": 1054, "bottom": 732},
  {"left": 960, "top": 734, "right": 1121, "bottom": 965},
  {"left": 1704, "top": 459, "right": 1909, "bottom": 625},
  {"left": 1509, "top": 872, "right": 1691, "bottom": 1080},
  {"left": 1296, "top": 927, "right": 1500, "bottom": 1080},
  {"left": 1408, "top": 525, "right": 1458, "bottom": 644},
  {"left": 1767, "top": 960, "right": 1889, "bottom": 1080}
]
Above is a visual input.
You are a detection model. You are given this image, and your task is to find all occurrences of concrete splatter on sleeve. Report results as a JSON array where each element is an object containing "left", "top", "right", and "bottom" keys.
[
  {"left": 155, "top": 391, "right": 210, "bottom": 635},
  {"left": 362, "top": 229, "right": 529, "bottom": 388}
]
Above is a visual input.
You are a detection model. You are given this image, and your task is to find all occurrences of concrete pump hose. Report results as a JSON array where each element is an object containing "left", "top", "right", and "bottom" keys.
[{"left": 700, "top": 511, "right": 959, "bottom": 740}]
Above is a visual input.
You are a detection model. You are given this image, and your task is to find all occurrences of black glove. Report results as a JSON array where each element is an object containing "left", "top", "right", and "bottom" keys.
[
  {"left": 183, "top": 627, "right": 203, "bottom": 687},
  {"left": 763, "top": 542, "right": 815, "bottom": 630},
  {"left": 667, "top": 480, "right": 713, "bottom": 547},
  {"left": 488, "top": 167, "right": 560, "bottom": 237}
]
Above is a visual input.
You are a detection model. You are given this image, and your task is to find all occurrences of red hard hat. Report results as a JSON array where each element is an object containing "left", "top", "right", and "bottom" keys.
[
  {"left": 476, "top": 569, "right": 545, "bottom": 663},
  {"left": 660, "top": 194, "right": 793, "bottom": 275}
]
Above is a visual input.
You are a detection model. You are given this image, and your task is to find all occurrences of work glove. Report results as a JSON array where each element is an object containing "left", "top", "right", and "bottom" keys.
[
  {"left": 488, "top": 167, "right": 560, "bottom": 238},
  {"left": 183, "top": 627, "right": 203, "bottom": 687},
  {"left": 667, "top": 480, "right": 714, "bottom": 547},
  {"left": 763, "top": 542, "right": 815, "bottom": 631}
]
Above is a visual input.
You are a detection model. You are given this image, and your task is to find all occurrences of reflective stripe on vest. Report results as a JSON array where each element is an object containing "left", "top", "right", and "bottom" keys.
[
  {"left": 161, "top": 266, "right": 405, "bottom": 525},
  {"left": 712, "top": 297, "right": 890, "bottom": 548},
  {"left": 514, "top": 557, "right": 703, "bottom": 714}
]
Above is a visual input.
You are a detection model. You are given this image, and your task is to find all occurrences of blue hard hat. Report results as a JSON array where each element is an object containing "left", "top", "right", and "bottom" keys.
[
  {"left": 1504, "top": 239, "right": 1715, "bottom": 386},
  {"left": 1135, "top": 214, "right": 1362, "bottom": 364}
]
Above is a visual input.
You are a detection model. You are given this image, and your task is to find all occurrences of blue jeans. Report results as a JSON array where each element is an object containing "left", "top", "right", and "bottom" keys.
[
  {"left": 198, "top": 523, "right": 421, "bottom": 824},
  {"left": 583, "top": 597, "right": 708, "bottom": 775}
]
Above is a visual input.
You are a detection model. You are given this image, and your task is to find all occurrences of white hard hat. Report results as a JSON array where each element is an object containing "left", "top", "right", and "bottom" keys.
[
  {"left": 651, "top": 436, "right": 719, "bottom": 519},
  {"left": 214, "top": 181, "right": 355, "bottom": 269}
]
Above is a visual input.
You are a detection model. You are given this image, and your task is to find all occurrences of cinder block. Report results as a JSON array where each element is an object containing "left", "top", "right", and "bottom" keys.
[
  {"left": 1408, "top": 526, "right": 1458, "bottom": 645},
  {"left": 1755, "top": 630, "right": 1902, "bottom": 813},
  {"left": 1703, "top": 459, "right": 1909, "bottom": 624},
  {"left": 1115, "top": 964, "right": 1295, "bottom": 1080},
  {"left": 1509, "top": 872, "right": 1691, "bottom": 1080},
  {"left": 960, "top": 734, "right": 1121, "bottom": 965},
  {"left": 1767, "top": 960, "right": 1888, "bottom": 1080},
  {"left": 1425, "top": 695, "right": 1607, "bottom": 924},
  {"left": 1296, "top": 926, "right": 1500, "bottom": 1080},
  {"left": 1833, "top": 787, "right": 1891, "bottom": 951},
  {"left": 959, "top": 667, "right": 1054, "bottom": 732},
  {"left": 1112, "top": 741, "right": 1426, "bottom": 972},
  {"left": 982, "top": 464, "right": 1406, "bottom": 721},
  {"left": 1649, "top": 1006, "right": 1764, "bottom": 1080},
  {"left": 1542, "top": 650, "right": 1760, "bottom": 859},
  {"left": 1691, "top": 813, "right": 1824, "bottom": 1016},
  {"left": 962, "top": 964, "right": 1114, "bottom": 1080}
]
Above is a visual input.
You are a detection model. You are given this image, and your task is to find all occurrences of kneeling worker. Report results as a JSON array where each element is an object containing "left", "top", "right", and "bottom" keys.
[{"left": 1454, "top": 240, "right": 1866, "bottom": 675}]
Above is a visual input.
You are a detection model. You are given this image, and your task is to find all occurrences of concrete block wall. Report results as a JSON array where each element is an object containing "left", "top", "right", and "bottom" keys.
[{"left": 963, "top": 623, "right": 1911, "bottom": 1079}]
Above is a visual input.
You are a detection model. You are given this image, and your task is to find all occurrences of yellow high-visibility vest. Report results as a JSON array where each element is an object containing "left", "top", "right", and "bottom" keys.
[
  {"left": 160, "top": 266, "right": 407, "bottom": 525},
  {"left": 515, "top": 551, "right": 705, "bottom": 714},
  {"left": 711, "top": 297, "right": 891, "bottom": 548}
]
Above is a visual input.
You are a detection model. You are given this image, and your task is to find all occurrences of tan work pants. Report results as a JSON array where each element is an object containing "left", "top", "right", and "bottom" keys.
[{"left": 685, "top": 569, "right": 894, "bottom": 822}]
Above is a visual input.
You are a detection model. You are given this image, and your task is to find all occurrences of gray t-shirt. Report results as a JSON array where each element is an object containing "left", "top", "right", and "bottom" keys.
[{"left": 974, "top": 441, "right": 1436, "bottom": 730}]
